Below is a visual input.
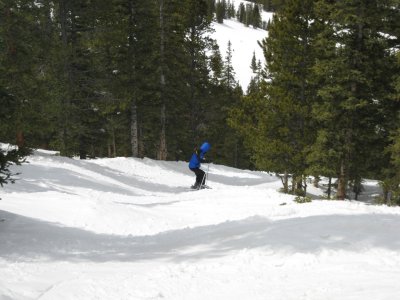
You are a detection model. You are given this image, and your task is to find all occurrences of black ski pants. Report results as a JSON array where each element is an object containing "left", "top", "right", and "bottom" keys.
[{"left": 190, "top": 167, "right": 206, "bottom": 186}]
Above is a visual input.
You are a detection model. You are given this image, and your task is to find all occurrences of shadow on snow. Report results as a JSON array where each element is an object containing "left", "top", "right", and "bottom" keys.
[
  {"left": 1, "top": 210, "right": 399, "bottom": 263},
  {"left": 4, "top": 156, "right": 277, "bottom": 195}
]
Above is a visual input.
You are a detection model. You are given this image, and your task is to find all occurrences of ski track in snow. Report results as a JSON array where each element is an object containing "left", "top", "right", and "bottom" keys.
[{"left": 1, "top": 149, "right": 400, "bottom": 299}]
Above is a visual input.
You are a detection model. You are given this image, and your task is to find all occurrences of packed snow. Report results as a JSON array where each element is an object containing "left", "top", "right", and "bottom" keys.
[{"left": 1, "top": 147, "right": 400, "bottom": 300}]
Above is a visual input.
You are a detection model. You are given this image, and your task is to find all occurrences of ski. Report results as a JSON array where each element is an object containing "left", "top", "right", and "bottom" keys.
[{"left": 189, "top": 185, "right": 212, "bottom": 191}]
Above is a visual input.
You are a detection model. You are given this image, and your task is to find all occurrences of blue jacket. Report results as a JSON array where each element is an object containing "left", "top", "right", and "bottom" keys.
[
  {"left": 189, "top": 150, "right": 205, "bottom": 169},
  {"left": 189, "top": 142, "right": 210, "bottom": 169}
]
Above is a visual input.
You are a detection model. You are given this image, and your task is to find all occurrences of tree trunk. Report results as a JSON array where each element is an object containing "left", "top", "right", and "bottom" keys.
[
  {"left": 327, "top": 176, "right": 332, "bottom": 199},
  {"left": 234, "top": 139, "right": 238, "bottom": 167},
  {"left": 112, "top": 132, "right": 116, "bottom": 157},
  {"left": 313, "top": 175, "right": 320, "bottom": 188},
  {"left": 337, "top": 160, "right": 347, "bottom": 200},
  {"left": 158, "top": 103, "right": 167, "bottom": 160},
  {"left": 139, "top": 125, "right": 144, "bottom": 158},
  {"left": 79, "top": 138, "right": 87, "bottom": 160},
  {"left": 284, "top": 171, "right": 289, "bottom": 193},
  {"left": 130, "top": 100, "right": 139, "bottom": 157},
  {"left": 59, "top": 0, "right": 71, "bottom": 155},
  {"left": 303, "top": 176, "right": 307, "bottom": 195},
  {"left": 291, "top": 176, "right": 296, "bottom": 194},
  {"left": 353, "top": 178, "right": 362, "bottom": 200},
  {"left": 108, "top": 123, "right": 116, "bottom": 158},
  {"left": 16, "top": 130, "right": 25, "bottom": 148},
  {"left": 158, "top": 0, "right": 167, "bottom": 160}
]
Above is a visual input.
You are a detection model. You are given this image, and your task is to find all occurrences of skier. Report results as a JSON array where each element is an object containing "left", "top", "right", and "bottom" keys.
[{"left": 189, "top": 142, "right": 211, "bottom": 189}]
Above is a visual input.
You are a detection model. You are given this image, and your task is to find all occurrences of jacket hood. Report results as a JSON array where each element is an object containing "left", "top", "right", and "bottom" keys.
[{"left": 200, "top": 142, "right": 211, "bottom": 153}]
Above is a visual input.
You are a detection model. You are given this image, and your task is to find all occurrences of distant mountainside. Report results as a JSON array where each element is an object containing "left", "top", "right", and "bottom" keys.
[{"left": 211, "top": 1, "right": 273, "bottom": 89}]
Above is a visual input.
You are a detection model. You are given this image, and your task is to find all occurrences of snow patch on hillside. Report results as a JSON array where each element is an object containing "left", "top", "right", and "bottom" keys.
[{"left": 211, "top": 1, "right": 273, "bottom": 90}]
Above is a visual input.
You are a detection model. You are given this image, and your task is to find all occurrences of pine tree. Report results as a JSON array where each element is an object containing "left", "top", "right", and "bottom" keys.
[
  {"left": 245, "top": 4, "right": 253, "bottom": 27},
  {"left": 250, "top": 51, "right": 258, "bottom": 74},
  {"left": 230, "top": 0, "right": 321, "bottom": 193},
  {"left": 0, "top": 0, "right": 256, "bottom": 169},
  {"left": 46, "top": 0, "right": 106, "bottom": 158},
  {"left": 227, "top": 1, "right": 235, "bottom": 19},
  {"left": 237, "top": 3, "right": 246, "bottom": 23},
  {"left": 0, "top": 147, "right": 27, "bottom": 186},
  {"left": 0, "top": 0, "right": 46, "bottom": 149},
  {"left": 215, "top": 1, "right": 225, "bottom": 23},
  {"left": 221, "top": 41, "right": 237, "bottom": 90},
  {"left": 258, "top": 0, "right": 317, "bottom": 194},
  {"left": 209, "top": 43, "right": 224, "bottom": 84},
  {"left": 252, "top": 4, "right": 262, "bottom": 28},
  {"left": 105, "top": 0, "right": 158, "bottom": 158},
  {"left": 206, "top": 0, "right": 216, "bottom": 21},
  {"left": 311, "top": 0, "right": 399, "bottom": 199},
  {"left": 184, "top": 0, "right": 214, "bottom": 145},
  {"left": 380, "top": 45, "right": 400, "bottom": 204},
  {"left": 247, "top": 52, "right": 263, "bottom": 95},
  {"left": 86, "top": 0, "right": 155, "bottom": 158}
]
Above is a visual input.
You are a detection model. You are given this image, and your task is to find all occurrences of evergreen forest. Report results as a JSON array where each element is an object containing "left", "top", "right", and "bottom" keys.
[
  {"left": 1, "top": 0, "right": 247, "bottom": 165},
  {"left": 1, "top": 0, "right": 400, "bottom": 204},
  {"left": 230, "top": 0, "right": 400, "bottom": 203}
]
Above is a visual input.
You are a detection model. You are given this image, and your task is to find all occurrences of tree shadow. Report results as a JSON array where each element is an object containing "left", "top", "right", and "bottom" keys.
[{"left": 1, "top": 210, "right": 400, "bottom": 264}]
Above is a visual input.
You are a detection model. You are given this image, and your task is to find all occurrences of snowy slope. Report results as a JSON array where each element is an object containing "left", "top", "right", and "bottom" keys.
[
  {"left": 211, "top": 1, "right": 273, "bottom": 90},
  {"left": 1, "top": 149, "right": 400, "bottom": 299}
]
